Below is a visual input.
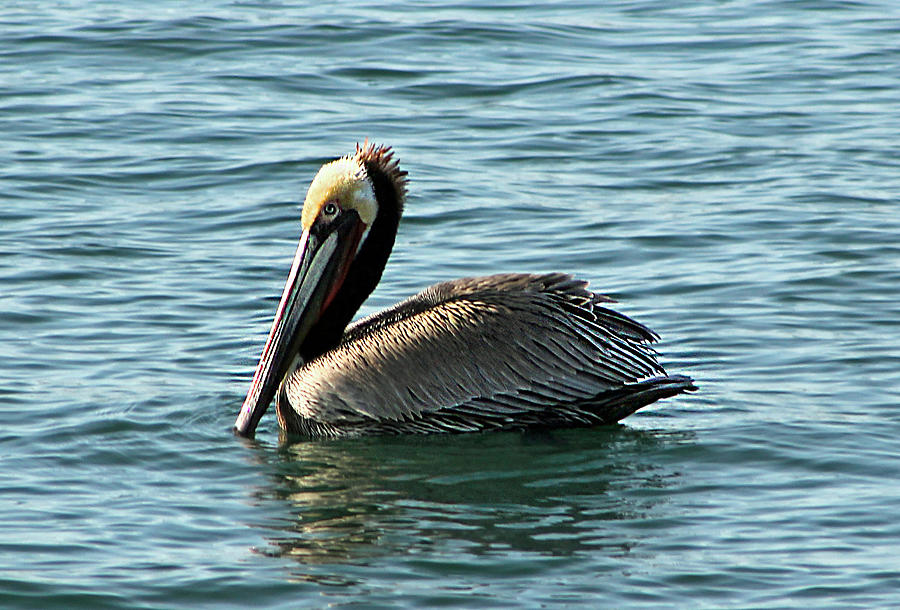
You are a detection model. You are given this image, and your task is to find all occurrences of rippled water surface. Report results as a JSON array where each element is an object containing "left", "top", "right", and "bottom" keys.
[{"left": 3, "top": 1, "right": 900, "bottom": 607}]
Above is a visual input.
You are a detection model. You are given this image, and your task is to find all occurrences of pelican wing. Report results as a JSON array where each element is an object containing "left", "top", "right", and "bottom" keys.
[{"left": 282, "top": 273, "right": 670, "bottom": 433}]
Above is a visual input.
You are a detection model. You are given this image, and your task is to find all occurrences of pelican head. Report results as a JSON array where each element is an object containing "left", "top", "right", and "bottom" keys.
[{"left": 234, "top": 143, "right": 407, "bottom": 437}]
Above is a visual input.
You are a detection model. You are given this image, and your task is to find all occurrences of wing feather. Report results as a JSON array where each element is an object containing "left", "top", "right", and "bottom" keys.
[{"left": 282, "top": 273, "right": 669, "bottom": 430}]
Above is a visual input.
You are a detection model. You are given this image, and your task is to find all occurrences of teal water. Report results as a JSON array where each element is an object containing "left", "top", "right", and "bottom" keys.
[{"left": 3, "top": 1, "right": 900, "bottom": 607}]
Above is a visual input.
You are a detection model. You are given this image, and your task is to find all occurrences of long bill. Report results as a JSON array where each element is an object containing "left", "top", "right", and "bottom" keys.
[{"left": 234, "top": 213, "right": 363, "bottom": 437}]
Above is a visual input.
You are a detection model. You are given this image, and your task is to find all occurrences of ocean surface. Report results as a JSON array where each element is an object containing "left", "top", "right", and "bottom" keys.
[{"left": 2, "top": 1, "right": 899, "bottom": 607}]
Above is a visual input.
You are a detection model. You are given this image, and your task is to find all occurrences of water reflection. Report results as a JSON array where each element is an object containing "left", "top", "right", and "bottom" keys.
[{"left": 252, "top": 426, "right": 689, "bottom": 572}]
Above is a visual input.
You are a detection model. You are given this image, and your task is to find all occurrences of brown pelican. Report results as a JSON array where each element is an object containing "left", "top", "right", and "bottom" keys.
[{"left": 234, "top": 143, "right": 695, "bottom": 438}]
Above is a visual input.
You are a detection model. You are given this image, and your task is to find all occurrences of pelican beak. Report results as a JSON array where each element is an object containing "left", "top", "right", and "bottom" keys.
[{"left": 234, "top": 211, "right": 364, "bottom": 437}]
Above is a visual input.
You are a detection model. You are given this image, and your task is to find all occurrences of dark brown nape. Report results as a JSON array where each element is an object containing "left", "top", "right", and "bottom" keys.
[
  {"left": 355, "top": 142, "right": 408, "bottom": 214},
  {"left": 297, "top": 144, "right": 408, "bottom": 363}
]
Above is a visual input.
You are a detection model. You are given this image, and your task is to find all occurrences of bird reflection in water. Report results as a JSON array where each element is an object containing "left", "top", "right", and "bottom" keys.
[{"left": 249, "top": 428, "right": 690, "bottom": 577}]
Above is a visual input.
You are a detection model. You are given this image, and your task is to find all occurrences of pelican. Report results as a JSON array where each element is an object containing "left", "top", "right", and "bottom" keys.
[{"left": 234, "top": 143, "right": 695, "bottom": 438}]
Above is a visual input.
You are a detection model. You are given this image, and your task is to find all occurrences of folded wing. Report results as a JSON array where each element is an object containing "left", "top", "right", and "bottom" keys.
[{"left": 281, "top": 273, "right": 688, "bottom": 433}]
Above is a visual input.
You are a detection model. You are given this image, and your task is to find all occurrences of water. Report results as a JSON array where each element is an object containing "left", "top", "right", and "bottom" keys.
[{"left": 2, "top": 1, "right": 899, "bottom": 607}]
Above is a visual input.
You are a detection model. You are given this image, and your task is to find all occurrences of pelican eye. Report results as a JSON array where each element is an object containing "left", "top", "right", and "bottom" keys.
[{"left": 323, "top": 202, "right": 339, "bottom": 216}]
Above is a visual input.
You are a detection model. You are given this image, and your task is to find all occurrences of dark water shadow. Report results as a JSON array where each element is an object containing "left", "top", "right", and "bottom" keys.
[{"left": 244, "top": 425, "right": 693, "bottom": 583}]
